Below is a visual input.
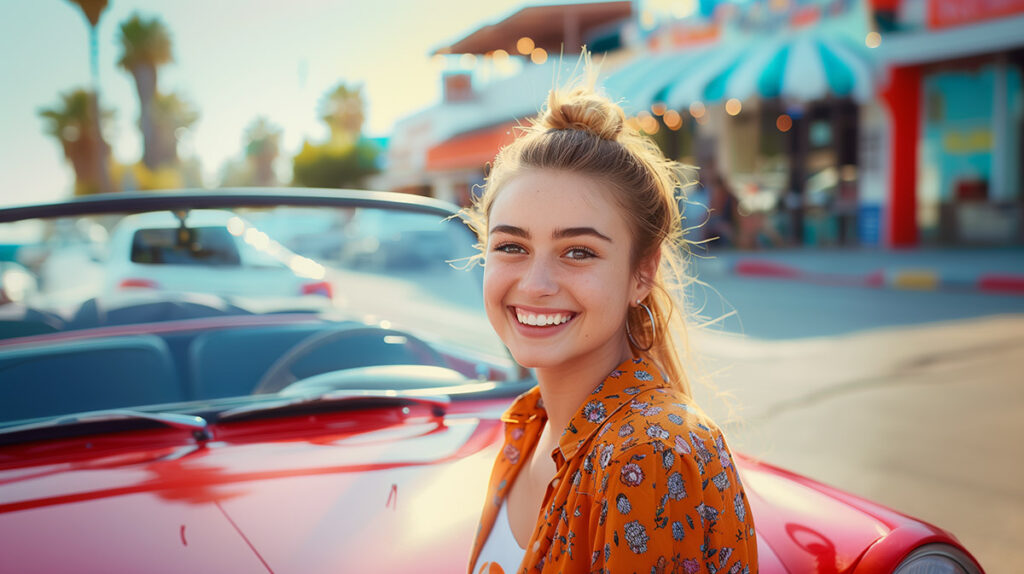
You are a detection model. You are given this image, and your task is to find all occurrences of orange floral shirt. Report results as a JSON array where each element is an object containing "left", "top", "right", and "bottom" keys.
[{"left": 469, "top": 357, "right": 758, "bottom": 574}]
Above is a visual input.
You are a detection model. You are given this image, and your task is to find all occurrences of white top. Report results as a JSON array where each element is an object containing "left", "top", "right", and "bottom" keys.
[{"left": 474, "top": 499, "right": 526, "bottom": 574}]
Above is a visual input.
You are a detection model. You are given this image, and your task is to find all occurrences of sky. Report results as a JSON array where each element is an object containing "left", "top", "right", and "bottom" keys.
[{"left": 0, "top": 0, "right": 583, "bottom": 207}]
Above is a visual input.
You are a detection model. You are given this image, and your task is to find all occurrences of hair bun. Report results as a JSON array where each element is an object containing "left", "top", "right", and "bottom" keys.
[{"left": 537, "top": 87, "right": 625, "bottom": 141}]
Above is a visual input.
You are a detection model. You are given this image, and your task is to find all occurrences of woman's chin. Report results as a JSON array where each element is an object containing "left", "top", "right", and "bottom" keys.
[{"left": 507, "top": 347, "right": 569, "bottom": 371}]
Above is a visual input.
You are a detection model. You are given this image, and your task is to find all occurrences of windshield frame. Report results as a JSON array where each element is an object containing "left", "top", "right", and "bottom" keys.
[{"left": 0, "top": 188, "right": 463, "bottom": 224}]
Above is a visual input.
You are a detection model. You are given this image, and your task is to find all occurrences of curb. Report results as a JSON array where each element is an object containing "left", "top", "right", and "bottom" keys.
[{"left": 725, "top": 259, "right": 1024, "bottom": 296}]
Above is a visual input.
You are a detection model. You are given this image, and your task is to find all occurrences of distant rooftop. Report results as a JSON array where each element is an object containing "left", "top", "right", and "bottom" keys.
[{"left": 434, "top": 1, "right": 631, "bottom": 55}]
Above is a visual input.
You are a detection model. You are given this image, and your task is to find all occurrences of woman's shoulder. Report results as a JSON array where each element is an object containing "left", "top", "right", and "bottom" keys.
[
  {"left": 606, "top": 386, "right": 721, "bottom": 436},
  {"left": 596, "top": 387, "right": 731, "bottom": 476}
]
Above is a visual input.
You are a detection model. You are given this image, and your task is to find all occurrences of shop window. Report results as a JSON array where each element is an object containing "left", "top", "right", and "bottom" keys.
[{"left": 920, "top": 61, "right": 1022, "bottom": 244}]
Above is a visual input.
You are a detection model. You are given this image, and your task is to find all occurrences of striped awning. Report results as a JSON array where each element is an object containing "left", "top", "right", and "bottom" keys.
[
  {"left": 663, "top": 41, "right": 752, "bottom": 109},
  {"left": 604, "top": 29, "right": 876, "bottom": 114},
  {"left": 667, "top": 32, "right": 876, "bottom": 108},
  {"left": 601, "top": 48, "right": 711, "bottom": 115}
]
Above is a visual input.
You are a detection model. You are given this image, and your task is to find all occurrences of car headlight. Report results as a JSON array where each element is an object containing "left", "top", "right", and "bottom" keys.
[{"left": 892, "top": 543, "right": 983, "bottom": 574}]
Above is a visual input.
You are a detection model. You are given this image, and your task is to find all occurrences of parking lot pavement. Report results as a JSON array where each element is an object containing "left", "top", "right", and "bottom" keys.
[{"left": 688, "top": 314, "right": 1024, "bottom": 573}]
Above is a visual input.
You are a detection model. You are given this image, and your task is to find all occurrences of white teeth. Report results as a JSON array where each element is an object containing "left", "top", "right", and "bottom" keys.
[{"left": 515, "top": 309, "right": 572, "bottom": 327}]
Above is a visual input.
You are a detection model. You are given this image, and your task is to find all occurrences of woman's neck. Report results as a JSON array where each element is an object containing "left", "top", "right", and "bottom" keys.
[{"left": 534, "top": 341, "right": 633, "bottom": 436}]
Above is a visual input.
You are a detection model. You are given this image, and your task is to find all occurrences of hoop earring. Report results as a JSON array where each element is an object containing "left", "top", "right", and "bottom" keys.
[{"left": 626, "top": 300, "right": 656, "bottom": 352}]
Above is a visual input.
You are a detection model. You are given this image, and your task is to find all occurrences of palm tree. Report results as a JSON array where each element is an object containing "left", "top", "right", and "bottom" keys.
[
  {"left": 152, "top": 92, "right": 199, "bottom": 168},
  {"left": 65, "top": 0, "right": 112, "bottom": 194},
  {"left": 321, "top": 83, "right": 365, "bottom": 148},
  {"left": 66, "top": 0, "right": 107, "bottom": 87},
  {"left": 244, "top": 117, "right": 282, "bottom": 186},
  {"left": 117, "top": 13, "right": 172, "bottom": 169},
  {"left": 39, "top": 89, "right": 114, "bottom": 196}
]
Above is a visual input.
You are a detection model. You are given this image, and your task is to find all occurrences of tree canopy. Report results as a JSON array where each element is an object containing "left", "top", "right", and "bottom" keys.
[
  {"left": 117, "top": 13, "right": 172, "bottom": 71},
  {"left": 292, "top": 82, "right": 379, "bottom": 188},
  {"left": 38, "top": 89, "right": 114, "bottom": 196}
]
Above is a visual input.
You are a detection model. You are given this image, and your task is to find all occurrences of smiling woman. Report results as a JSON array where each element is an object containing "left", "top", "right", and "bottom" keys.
[{"left": 459, "top": 61, "right": 758, "bottom": 574}]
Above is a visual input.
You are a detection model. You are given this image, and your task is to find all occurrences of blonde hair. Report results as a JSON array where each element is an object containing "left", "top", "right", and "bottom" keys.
[{"left": 461, "top": 58, "right": 696, "bottom": 397}]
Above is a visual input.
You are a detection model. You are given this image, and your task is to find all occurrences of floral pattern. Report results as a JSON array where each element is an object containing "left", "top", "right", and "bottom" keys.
[
  {"left": 468, "top": 358, "right": 758, "bottom": 574},
  {"left": 620, "top": 462, "right": 645, "bottom": 487}
]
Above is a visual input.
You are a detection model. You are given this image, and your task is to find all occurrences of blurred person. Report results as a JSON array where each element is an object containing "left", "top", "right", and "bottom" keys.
[
  {"left": 702, "top": 162, "right": 738, "bottom": 248},
  {"left": 461, "top": 63, "right": 758, "bottom": 574}
]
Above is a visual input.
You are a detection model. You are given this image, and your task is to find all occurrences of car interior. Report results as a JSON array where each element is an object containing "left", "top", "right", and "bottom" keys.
[{"left": 0, "top": 305, "right": 474, "bottom": 425}]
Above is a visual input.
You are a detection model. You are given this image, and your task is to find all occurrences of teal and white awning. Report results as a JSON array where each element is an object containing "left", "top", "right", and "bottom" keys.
[
  {"left": 606, "top": 31, "right": 878, "bottom": 114},
  {"left": 663, "top": 41, "right": 752, "bottom": 109},
  {"left": 601, "top": 47, "right": 712, "bottom": 115},
  {"left": 706, "top": 33, "right": 875, "bottom": 103}
]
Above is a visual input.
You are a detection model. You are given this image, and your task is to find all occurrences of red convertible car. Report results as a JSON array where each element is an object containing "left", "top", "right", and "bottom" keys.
[{"left": 0, "top": 191, "right": 983, "bottom": 573}]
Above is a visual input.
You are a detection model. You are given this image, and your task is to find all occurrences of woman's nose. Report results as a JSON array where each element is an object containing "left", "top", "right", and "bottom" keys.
[{"left": 518, "top": 256, "right": 558, "bottom": 297}]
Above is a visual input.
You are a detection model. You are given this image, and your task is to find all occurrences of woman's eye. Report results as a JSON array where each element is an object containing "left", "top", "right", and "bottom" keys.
[
  {"left": 565, "top": 247, "right": 596, "bottom": 260},
  {"left": 493, "top": 242, "right": 526, "bottom": 255}
]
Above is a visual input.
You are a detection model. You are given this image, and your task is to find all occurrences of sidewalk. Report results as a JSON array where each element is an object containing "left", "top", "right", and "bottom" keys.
[{"left": 691, "top": 247, "right": 1024, "bottom": 295}]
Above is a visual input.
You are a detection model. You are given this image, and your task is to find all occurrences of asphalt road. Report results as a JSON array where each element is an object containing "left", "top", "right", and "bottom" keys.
[
  {"left": 686, "top": 273, "right": 1024, "bottom": 340},
  {"left": 683, "top": 276, "right": 1024, "bottom": 572}
]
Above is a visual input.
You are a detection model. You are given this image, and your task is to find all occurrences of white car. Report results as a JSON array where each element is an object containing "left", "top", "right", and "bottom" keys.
[{"left": 103, "top": 209, "right": 333, "bottom": 300}]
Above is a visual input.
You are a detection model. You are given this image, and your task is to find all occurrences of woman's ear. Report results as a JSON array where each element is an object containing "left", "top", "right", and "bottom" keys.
[{"left": 631, "top": 250, "right": 661, "bottom": 303}]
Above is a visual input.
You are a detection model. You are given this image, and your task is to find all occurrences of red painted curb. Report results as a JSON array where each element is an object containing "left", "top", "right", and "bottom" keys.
[
  {"left": 733, "top": 260, "right": 801, "bottom": 278},
  {"left": 729, "top": 261, "right": 1024, "bottom": 296},
  {"left": 977, "top": 274, "right": 1024, "bottom": 295},
  {"left": 865, "top": 271, "right": 885, "bottom": 288}
]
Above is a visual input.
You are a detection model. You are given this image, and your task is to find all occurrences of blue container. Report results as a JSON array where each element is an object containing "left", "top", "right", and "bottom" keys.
[{"left": 858, "top": 204, "right": 882, "bottom": 247}]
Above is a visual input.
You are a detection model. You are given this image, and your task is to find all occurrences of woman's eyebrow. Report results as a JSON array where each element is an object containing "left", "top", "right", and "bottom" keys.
[
  {"left": 489, "top": 224, "right": 528, "bottom": 238},
  {"left": 488, "top": 225, "right": 612, "bottom": 243},
  {"left": 553, "top": 227, "right": 612, "bottom": 242}
]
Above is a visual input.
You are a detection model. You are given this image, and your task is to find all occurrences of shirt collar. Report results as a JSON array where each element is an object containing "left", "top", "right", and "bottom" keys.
[
  {"left": 500, "top": 385, "right": 545, "bottom": 424},
  {"left": 498, "top": 358, "right": 670, "bottom": 459},
  {"left": 557, "top": 357, "right": 670, "bottom": 460}
]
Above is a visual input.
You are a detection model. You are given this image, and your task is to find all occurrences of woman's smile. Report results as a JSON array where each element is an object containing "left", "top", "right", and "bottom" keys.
[{"left": 508, "top": 305, "right": 578, "bottom": 338}]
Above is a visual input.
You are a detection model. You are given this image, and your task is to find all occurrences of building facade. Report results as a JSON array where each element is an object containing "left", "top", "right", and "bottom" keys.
[{"left": 385, "top": 0, "right": 1024, "bottom": 246}]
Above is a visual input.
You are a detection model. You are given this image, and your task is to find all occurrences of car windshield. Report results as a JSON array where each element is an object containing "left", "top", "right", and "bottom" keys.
[{"left": 0, "top": 195, "right": 517, "bottom": 428}]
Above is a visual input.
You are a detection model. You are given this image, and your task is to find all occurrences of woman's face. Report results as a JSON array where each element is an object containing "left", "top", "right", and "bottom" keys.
[{"left": 483, "top": 168, "right": 653, "bottom": 372}]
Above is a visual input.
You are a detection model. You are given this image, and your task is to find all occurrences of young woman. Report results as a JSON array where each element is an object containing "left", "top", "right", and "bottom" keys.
[{"left": 462, "top": 76, "right": 758, "bottom": 574}]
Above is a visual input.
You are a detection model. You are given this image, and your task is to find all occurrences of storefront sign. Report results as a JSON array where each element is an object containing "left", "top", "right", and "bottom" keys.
[
  {"left": 647, "top": 22, "right": 719, "bottom": 51},
  {"left": 941, "top": 129, "right": 993, "bottom": 154},
  {"left": 928, "top": 0, "right": 1024, "bottom": 29},
  {"left": 443, "top": 73, "right": 474, "bottom": 103}
]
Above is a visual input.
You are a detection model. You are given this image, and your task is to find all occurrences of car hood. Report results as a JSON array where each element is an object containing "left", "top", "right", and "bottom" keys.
[{"left": 0, "top": 407, "right": 947, "bottom": 574}]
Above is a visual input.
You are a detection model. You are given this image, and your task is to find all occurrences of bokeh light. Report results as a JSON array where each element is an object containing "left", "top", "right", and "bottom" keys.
[
  {"left": 651, "top": 102, "right": 667, "bottom": 116},
  {"left": 865, "top": 32, "right": 882, "bottom": 48},
  {"left": 776, "top": 114, "right": 793, "bottom": 132},
  {"left": 530, "top": 47, "right": 548, "bottom": 65},
  {"left": 725, "top": 98, "right": 742, "bottom": 116},
  {"left": 640, "top": 10, "right": 655, "bottom": 29},
  {"left": 459, "top": 53, "right": 477, "bottom": 68},
  {"left": 637, "top": 112, "right": 659, "bottom": 134},
  {"left": 517, "top": 36, "right": 535, "bottom": 55},
  {"left": 226, "top": 216, "right": 245, "bottom": 236},
  {"left": 664, "top": 109, "right": 682, "bottom": 130},
  {"left": 689, "top": 101, "right": 706, "bottom": 118},
  {"left": 672, "top": 0, "right": 697, "bottom": 18}
]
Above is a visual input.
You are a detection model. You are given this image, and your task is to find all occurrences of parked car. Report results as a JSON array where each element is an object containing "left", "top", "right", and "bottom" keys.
[
  {"left": 0, "top": 190, "right": 984, "bottom": 573},
  {"left": 102, "top": 208, "right": 335, "bottom": 300}
]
